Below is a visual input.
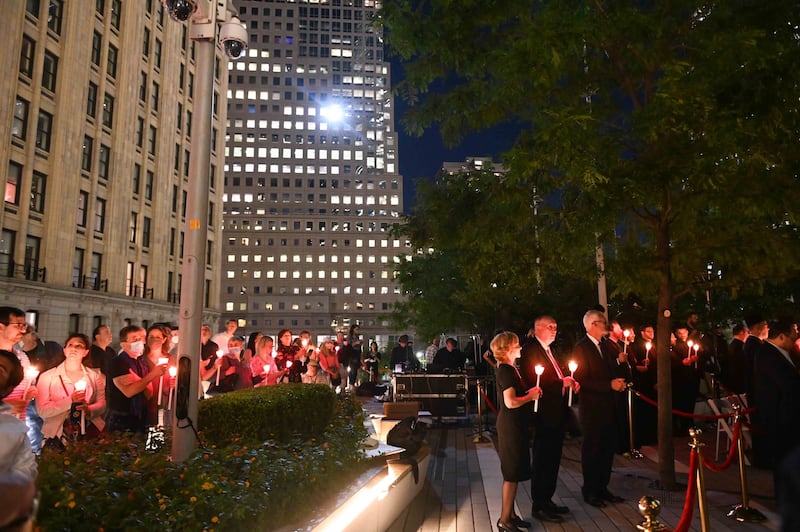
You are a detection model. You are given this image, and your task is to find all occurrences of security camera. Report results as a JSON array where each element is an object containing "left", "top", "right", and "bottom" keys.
[
  {"left": 162, "top": 0, "right": 196, "bottom": 22},
  {"left": 219, "top": 15, "right": 248, "bottom": 59}
]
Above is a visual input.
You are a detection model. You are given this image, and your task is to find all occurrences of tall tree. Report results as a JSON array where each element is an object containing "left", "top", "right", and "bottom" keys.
[{"left": 382, "top": 1, "right": 800, "bottom": 487}]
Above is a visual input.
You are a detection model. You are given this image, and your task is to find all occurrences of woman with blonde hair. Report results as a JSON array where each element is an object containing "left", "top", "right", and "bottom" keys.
[{"left": 492, "top": 331, "right": 541, "bottom": 531}]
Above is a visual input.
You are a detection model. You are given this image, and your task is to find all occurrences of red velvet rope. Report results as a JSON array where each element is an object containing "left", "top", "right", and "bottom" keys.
[
  {"left": 670, "top": 448, "right": 699, "bottom": 532},
  {"left": 632, "top": 390, "right": 754, "bottom": 419},
  {"left": 698, "top": 419, "right": 742, "bottom": 472},
  {"left": 480, "top": 389, "right": 498, "bottom": 415}
]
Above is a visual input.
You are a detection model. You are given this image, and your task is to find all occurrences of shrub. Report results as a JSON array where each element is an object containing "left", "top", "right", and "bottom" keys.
[
  {"left": 36, "top": 394, "right": 367, "bottom": 531},
  {"left": 199, "top": 383, "right": 337, "bottom": 444}
]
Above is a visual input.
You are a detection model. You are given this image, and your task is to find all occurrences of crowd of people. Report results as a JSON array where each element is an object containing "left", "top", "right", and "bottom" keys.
[
  {"left": 491, "top": 309, "right": 800, "bottom": 530},
  {"left": 0, "top": 305, "right": 395, "bottom": 527}
]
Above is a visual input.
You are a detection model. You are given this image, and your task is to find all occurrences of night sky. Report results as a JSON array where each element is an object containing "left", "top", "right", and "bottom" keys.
[{"left": 391, "top": 61, "right": 522, "bottom": 212}]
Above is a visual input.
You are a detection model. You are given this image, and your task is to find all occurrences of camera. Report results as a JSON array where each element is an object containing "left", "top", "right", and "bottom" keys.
[
  {"left": 162, "top": 0, "right": 195, "bottom": 22},
  {"left": 219, "top": 15, "right": 248, "bottom": 59}
]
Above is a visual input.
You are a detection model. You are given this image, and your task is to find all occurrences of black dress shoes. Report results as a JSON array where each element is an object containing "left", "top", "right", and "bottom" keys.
[
  {"left": 532, "top": 507, "right": 565, "bottom": 523},
  {"left": 544, "top": 502, "right": 569, "bottom": 514},
  {"left": 583, "top": 495, "right": 607, "bottom": 508},
  {"left": 600, "top": 489, "right": 625, "bottom": 503}
]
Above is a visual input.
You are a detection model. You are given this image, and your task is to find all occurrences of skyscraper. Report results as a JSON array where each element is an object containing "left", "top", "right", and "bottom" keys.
[
  {"left": 0, "top": 1, "right": 226, "bottom": 338},
  {"left": 222, "top": 0, "right": 405, "bottom": 341}
]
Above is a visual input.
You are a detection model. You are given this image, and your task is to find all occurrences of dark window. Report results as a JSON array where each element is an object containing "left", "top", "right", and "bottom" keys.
[
  {"left": 91, "top": 32, "right": 102, "bottom": 66},
  {"left": 77, "top": 191, "right": 88, "bottom": 227},
  {"left": 87, "top": 82, "right": 98, "bottom": 117},
  {"left": 72, "top": 248, "right": 84, "bottom": 287},
  {"left": 102, "top": 93, "right": 114, "bottom": 127},
  {"left": 41, "top": 50, "right": 58, "bottom": 92},
  {"left": 110, "top": 0, "right": 121, "bottom": 29},
  {"left": 145, "top": 171, "right": 153, "bottom": 200},
  {"left": 98, "top": 145, "right": 110, "bottom": 180},
  {"left": 142, "top": 217, "right": 151, "bottom": 247},
  {"left": 107, "top": 44, "right": 118, "bottom": 78},
  {"left": 129, "top": 212, "right": 137, "bottom": 243},
  {"left": 19, "top": 35, "right": 35, "bottom": 78},
  {"left": 26, "top": 0, "right": 39, "bottom": 18},
  {"left": 81, "top": 136, "right": 93, "bottom": 171},
  {"left": 94, "top": 198, "right": 106, "bottom": 233},
  {"left": 35, "top": 110, "right": 52, "bottom": 151},
  {"left": 132, "top": 164, "right": 140, "bottom": 194},
  {"left": 30, "top": 172, "right": 46, "bottom": 213},
  {"left": 12, "top": 98, "right": 28, "bottom": 140},
  {"left": 48, "top": 0, "right": 63, "bottom": 35}
]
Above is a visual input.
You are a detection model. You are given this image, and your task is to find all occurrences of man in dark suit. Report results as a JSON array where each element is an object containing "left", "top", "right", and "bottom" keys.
[
  {"left": 723, "top": 324, "right": 749, "bottom": 394},
  {"left": 603, "top": 321, "right": 633, "bottom": 454},
  {"left": 753, "top": 318, "right": 800, "bottom": 498},
  {"left": 573, "top": 309, "right": 627, "bottom": 508},
  {"left": 519, "top": 316, "right": 579, "bottom": 523}
]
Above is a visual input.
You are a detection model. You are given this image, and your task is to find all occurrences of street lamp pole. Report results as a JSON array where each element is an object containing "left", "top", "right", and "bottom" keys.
[{"left": 167, "top": 0, "right": 246, "bottom": 463}]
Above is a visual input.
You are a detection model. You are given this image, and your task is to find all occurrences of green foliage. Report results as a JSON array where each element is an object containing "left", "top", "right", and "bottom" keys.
[
  {"left": 37, "top": 394, "right": 367, "bottom": 531},
  {"left": 383, "top": 0, "right": 800, "bottom": 322},
  {"left": 198, "top": 384, "right": 337, "bottom": 444}
]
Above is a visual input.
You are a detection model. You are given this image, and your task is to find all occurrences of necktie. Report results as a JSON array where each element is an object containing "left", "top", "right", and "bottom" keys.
[{"left": 545, "top": 347, "right": 564, "bottom": 379}]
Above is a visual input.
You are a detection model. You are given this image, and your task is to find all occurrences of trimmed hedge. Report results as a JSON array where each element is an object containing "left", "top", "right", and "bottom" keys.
[
  {"left": 36, "top": 391, "right": 367, "bottom": 531},
  {"left": 199, "top": 383, "right": 337, "bottom": 444}
]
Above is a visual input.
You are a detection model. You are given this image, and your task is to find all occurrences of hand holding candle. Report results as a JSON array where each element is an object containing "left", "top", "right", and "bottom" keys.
[
  {"left": 534, "top": 364, "right": 544, "bottom": 412},
  {"left": 215, "top": 349, "right": 224, "bottom": 386},
  {"left": 167, "top": 366, "right": 177, "bottom": 410},
  {"left": 567, "top": 360, "right": 578, "bottom": 407},
  {"left": 157, "top": 357, "right": 169, "bottom": 405},
  {"left": 74, "top": 379, "right": 87, "bottom": 435}
]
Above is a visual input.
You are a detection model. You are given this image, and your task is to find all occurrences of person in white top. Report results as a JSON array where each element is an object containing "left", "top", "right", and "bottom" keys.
[
  {"left": 210, "top": 320, "right": 238, "bottom": 352},
  {"left": 37, "top": 333, "right": 106, "bottom": 446}
]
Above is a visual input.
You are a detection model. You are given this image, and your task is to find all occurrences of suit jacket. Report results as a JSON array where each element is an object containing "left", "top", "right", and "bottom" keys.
[
  {"left": 753, "top": 341, "right": 800, "bottom": 468},
  {"left": 519, "top": 338, "right": 567, "bottom": 425},
  {"left": 601, "top": 337, "right": 632, "bottom": 381},
  {"left": 724, "top": 338, "right": 747, "bottom": 394},
  {"left": 573, "top": 335, "right": 617, "bottom": 428}
]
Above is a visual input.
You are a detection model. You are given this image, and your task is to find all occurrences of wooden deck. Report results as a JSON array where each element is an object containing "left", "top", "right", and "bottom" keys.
[{"left": 384, "top": 419, "right": 780, "bottom": 532}]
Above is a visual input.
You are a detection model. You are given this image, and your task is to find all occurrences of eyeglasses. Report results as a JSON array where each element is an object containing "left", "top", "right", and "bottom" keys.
[{"left": 3, "top": 322, "right": 28, "bottom": 330}]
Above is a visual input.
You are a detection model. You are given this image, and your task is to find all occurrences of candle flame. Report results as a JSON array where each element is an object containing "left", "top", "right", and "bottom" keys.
[
  {"left": 568, "top": 360, "right": 578, "bottom": 372},
  {"left": 693, "top": 343, "right": 699, "bottom": 352},
  {"left": 168, "top": 366, "right": 177, "bottom": 378},
  {"left": 534, "top": 364, "right": 545, "bottom": 376},
  {"left": 158, "top": 357, "right": 169, "bottom": 365},
  {"left": 645, "top": 341, "right": 652, "bottom": 351},
  {"left": 286, "top": 360, "right": 293, "bottom": 368},
  {"left": 623, "top": 329, "right": 631, "bottom": 338},
  {"left": 25, "top": 367, "right": 39, "bottom": 380},
  {"left": 74, "top": 379, "right": 87, "bottom": 392},
  {"left": 216, "top": 349, "right": 224, "bottom": 357}
]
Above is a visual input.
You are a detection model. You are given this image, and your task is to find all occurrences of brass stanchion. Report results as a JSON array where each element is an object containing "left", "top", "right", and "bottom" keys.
[
  {"left": 689, "top": 427, "right": 710, "bottom": 532},
  {"left": 627, "top": 382, "right": 643, "bottom": 459},
  {"left": 726, "top": 403, "right": 767, "bottom": 522},
  {"left": 636, "top": 495, "right": 666, "bottom": 531},
  {"left": 472, "top": 378, "right": 490, "bottom": 443}
]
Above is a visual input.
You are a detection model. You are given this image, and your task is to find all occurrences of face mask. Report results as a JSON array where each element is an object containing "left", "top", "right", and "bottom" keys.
[
  {"left": 129, "top": 341, "right": 145, "bottom": 356},
  {"left": 229, "top": 347, "right": 242, "bottom": 356}
]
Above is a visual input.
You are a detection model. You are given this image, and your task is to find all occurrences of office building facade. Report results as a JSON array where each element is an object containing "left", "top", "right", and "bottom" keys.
[
  {"left": 1, "top": 0, "right": 226, "bottom": 339},
  {"left": 222, "top": 0, "right": 406, "bottom": 341}
]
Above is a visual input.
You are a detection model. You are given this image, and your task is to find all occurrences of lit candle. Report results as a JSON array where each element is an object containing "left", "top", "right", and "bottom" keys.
[
  {"left": 167, "top": 366, "right": 177, "bottom": 410},
  {"left": 215, "top": 349, "right": 224, "bottom": 386},
  {"left": 693, "top": 343, "right": 699, "bottom": 368},
  {"left": 74, "top": 379, "right": 87, "bottom": 435},
  {"left": 24, "top": 367, "right": 39, "bottom": 389},
  {"left": 286, "top": 360, "right": 293, "bottom": 368},
  {"left": 567, "top": 361, "right": 578, "bottom": 407},
  {"left": 157, "top": 357, "right": 169, "bottom": 405},
  {"left": 301, "top": 338, "right": 309, "bottom": 348},
  {"left": 645, "top": 341, "right": 652, "bottom": 364},
  {"left": 534, "top": 364, "right": 544, "bottom": 413},
  {"left": 622, "top": 329, "right": 631, "bottom": 353}
]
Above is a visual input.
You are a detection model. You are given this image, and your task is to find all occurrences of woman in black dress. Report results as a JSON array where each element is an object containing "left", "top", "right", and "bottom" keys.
[{"left": 492, "top": 331, "right": 542, "bottom": 531}]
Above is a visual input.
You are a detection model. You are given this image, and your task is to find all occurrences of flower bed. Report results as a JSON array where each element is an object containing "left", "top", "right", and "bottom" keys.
[{"left": 36, "top": 389, "right": 368, "bottom": 531}]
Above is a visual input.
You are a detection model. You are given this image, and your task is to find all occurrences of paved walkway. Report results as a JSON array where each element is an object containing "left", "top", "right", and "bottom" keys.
[{"left": 372, "top": 401, "right": 780, "bottom": 532}]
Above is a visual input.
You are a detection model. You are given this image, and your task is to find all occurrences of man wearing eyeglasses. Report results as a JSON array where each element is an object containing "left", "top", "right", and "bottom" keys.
[
  {"left": 0, "top": 307, "right": 38, "bottom": 443},
  {"left": 572, "top": 309, "right": 627, "bottom": 509},
  {"left": 520, "top": 316, "right": 580, "bottom": 524}
]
